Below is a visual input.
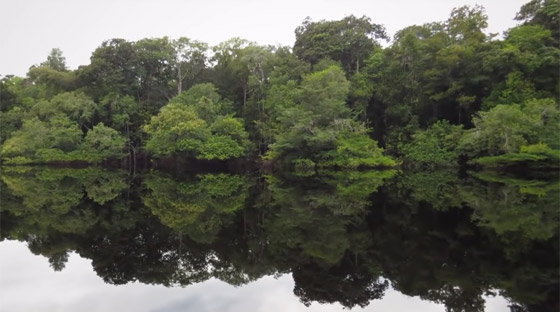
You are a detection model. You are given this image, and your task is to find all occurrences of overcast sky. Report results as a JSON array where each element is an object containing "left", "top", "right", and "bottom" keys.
[
  {"left": 1, "top": 0, "right": 528, "bottom": 77},
  {"left": 0, "top": 240, "right": 510, "bottom": 312}
]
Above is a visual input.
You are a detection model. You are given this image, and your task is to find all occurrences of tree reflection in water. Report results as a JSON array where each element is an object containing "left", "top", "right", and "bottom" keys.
[{"left": 0, "top": 166, "right": 557, "bottom": 312}]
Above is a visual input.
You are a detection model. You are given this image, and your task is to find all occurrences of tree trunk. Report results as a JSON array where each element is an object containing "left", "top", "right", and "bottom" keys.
[
  {"left": 243, "top": 85, "right": 247, "bottom": 108},
  {"left": 131, "top": 145, "right": 137, "bottom": 178},
  {"left": 177, "top": 65, "right": 182, "bottom": 94}
]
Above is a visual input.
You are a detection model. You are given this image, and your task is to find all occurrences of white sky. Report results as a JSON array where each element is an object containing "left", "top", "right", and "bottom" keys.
[
  {"left": 0, "top": 240, "right": 510, "bottom": 312},
  {"left": 0, "top": 0, "right": 527, "bottom": 77}
]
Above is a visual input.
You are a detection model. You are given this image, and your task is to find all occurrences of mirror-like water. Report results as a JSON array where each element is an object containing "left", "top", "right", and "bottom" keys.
[{"left": 0, "top": 167, "right": 557, "bottom": 312}]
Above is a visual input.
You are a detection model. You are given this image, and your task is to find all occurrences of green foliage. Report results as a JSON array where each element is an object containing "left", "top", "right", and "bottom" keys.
[
  {"left": 460, "top": 104, "right": 537, "bottom": 157},
  {"left": 26, "top": 66, "right": 76, "bottom": 98},
  {"left": 523, "top": 98, "right": 560, "bottom": 149},
  {"left": 143, "top": 84, "right": 250, "bottom": 160},
  {"left": 172, "top": 37, "right": 209, "bottom": 94},
  {"left": 461, "top": 171, "right": 559, "bottom": 242},
  {"left": 471, "top": 170, "right": 559, "bottom": 196},
  {"left": 472, "top": 153, "right": 547, "bottom": 167},
  {"left": 398, "top": 170, "right": 463, "bottom": 210},
  {"left": 461, "top": 98, "right": 559, "bottom": 168},
  {"left": 266, "top": 66, "right": 395, "bottom": 168},
  {"left": 29, "top": 92, "right": 97, "bottom": 128},
  {"left": 320, "top": 126, "right": 397, "bottom": 168},
  {"left": 143, "top": 172, "right": 248, "bottom": 243},
  {"left": 263, "top": 170, "right": 394, "bottom": 266},
  {"left": 293, "top": 15, "right": 387, "bottom": 75},
  {"left": 197, "top": 135, "right": 245, "bottom": 160},
  {"left": 320, "top": 170, "right": 397, "bottom": 201},
  {"left": 169, "top": 83, "right": 231, "bottom": 121},
  {"left": 41, "top": 48, "right": 67, "bottom": 71},
  {"left": 1, "top": 1, "right": 558, "bottom": 169},
  {"left": 298, "top": 65, "right": 351, "bottom": 122},
  {"left": 515, "top": 0, "right": 560, "bottom": 45},
  {"left": 1, "top": 113, "right": 125, "bottom": 164},
  {"left": 3, "top": 7, "right": 560, "bottom": 309},
  {"left": 482, "top": 23, "right": 559, "bottom": 109},
  {"left": 402, "top": 120, "right": 464, "bottom": 167},
  {"left": 521, "top": 142, "right": 558, "bottom": 156},
  {"left": 0, "top": 106, "right": 24, "bottom": 145},
  {"left": 2, "top": 156, "right": 32, "bottom": 165},
  {"left": 1, "top": 115, "right": 82, "bottom": 162},
  {"left": 348, "top": 71, "right": 373, "bottom": 121},
  {"left": 446, "top": 5, "right": 488, "bottom": 44},
  {"left": 17, "top": 48, "right": 75, "bottom": 99},
  {"left": 78, "top": 37, "right": 177, "bottom": 118},
  {"left": 1, "top": 165, "right": 557, "bottom": 311},
  {"left": 1, "top": 167, "right": 128, "bottom": 236},
  {"left": 211, "top": 116, "right": 250, "bottom": 145},
  {"left": 99, "top": 93, "right": 139, "bottom": 134},
  {"left": 144, "top": 104, "right": 209, "bottom": 156},
  {"left": 81, "top": 123, "right": 126, "bottom": 162},
  {"left": 292, "top": 158, "right": 316, "bottom": 176},
  {"left": 473, "top": 143, "right": 559, "bottom": 168}
]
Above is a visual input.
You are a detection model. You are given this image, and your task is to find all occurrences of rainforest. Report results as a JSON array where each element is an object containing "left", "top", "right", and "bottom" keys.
[
  {"left": 1, "top": 2, "right": 558, "bottom": 169},
  {"left": 0, "top": 1, "right": 558, "bottom": 312}
]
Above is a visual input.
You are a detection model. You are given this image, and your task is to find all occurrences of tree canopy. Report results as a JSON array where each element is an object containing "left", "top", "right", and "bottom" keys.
[{"left": 0, "top": 1, "right": 557, "bottom": 169}]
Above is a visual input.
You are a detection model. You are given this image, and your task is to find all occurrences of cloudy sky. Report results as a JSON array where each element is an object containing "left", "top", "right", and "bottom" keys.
[
  {"left": 0, "top": 240, "right": 511, "bottom": 312},
  {"left": 1, "top": 0, "right": 527, "bottom": 77}
]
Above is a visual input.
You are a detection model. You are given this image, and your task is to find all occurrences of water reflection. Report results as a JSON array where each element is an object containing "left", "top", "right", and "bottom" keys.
[
  {"left": 0, "top": 166, "right": 557, "bottom": 312},
  {"left": 144, "top": 172, "right": 249, "bottom": 244}
]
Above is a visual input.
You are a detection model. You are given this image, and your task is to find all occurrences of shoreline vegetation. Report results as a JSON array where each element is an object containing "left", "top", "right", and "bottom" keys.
[{"left": 1, "top": 1, "right": 558, "bottom": 172}]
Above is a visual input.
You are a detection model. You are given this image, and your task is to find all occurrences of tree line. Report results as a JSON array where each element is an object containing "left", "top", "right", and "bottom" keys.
[{"left": 1, "top": 0, "right": 558, "bottom": 170}]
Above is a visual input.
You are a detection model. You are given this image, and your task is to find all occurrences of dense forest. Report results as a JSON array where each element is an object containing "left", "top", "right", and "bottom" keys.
[
  {"left": 1, "top": 2, "right": 558, "bottom": 310},
  {"left": 1, "top": 0, "right": 558, "bottom": 170}
]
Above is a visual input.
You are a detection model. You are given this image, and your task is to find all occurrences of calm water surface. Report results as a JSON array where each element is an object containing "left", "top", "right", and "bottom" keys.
[{"left": 0, "top": 166, "right": 557, "bottom": 312}]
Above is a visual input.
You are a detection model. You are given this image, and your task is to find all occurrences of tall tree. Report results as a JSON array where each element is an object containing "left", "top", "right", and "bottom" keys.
[
  {"left": 41, "top": 48, "right": 67, "bottom": 72},
  {"left": 173, "top": 37, "right": 209, "bottom": 94},
  {"left": 515, "top": 0, "right": 560, "bottom": 46},
  {"left": 293, "top": 15, "right": 387, "bottom": 75}
]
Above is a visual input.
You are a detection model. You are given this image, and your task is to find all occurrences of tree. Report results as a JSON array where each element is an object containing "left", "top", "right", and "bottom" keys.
[
  {"left": 515, "top": 0, "right": 560, "bottom": 45},
  {"left": 99, "top": 93, "right": 139, "bottom": 140},
  {"left": 523, "top": 98, "right": 560, "bottom": 149},
  {"left": 1, "top": 115, "right": 82, "bottom": 163},
  {"left": 78, "top": 38, "right": 175, "bottom": 115},
  {"left": 255, "top": 48, "right": 309, "bottom": 151},
  {"left": 41, "top": 48, "right": 67, "bottom": 71},
  {"left": 298, "top": 65, "right": 351, "bottom": 123},
  {"left": 266, "top": 65, "right": 394, "bottom": 168},
  {"left": 173, "top": 37, "right": 209, "bottom": 94},
  {"left": 81, "top": 123, "right": 126, "bottom": 163},
  {"left": 402, "top": 120, "right": 464, "bottom": 167},
  {"left": 169, "top": 83, "right": 231, "bottom": 122},
  {"left": 209, "top": 37, "right": 252, "bottom": 108},
  {"left": 446, "top": 5, "right": 488, "bottom": 44},
  {"left": 143, "top": 103, "right": 209, "bottom": 157},
  {"left": 460, "top": 104, "right": 537, "bottom": 157},
  {"left": 464, "top": 98, "right": 559, "bottom": 168},
  {"left": 482, "top": 23, "right": 559, "bottom": 109},
  {"left": 143, "top": 84, "right": 250, "bottom": 160},
  {"left": 210, "top": 116, "right": 251, "bottom": 151},
  {"left": 29, "top": 92, "right": 97, "bottom": 130},
  {"left": 77, "top": 39, "right": 137, "bottom": 101},
  {"left": 144, "top": 173, "right": 248, "bottom": 243},
  {"left": 293, "top": 15, "right": 387, "bottom": 75}
]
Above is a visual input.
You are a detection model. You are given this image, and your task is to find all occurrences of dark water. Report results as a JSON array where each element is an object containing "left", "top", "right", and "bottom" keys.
[{"left": 0, "top": 166, "right": 558, "bottom": 312}]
